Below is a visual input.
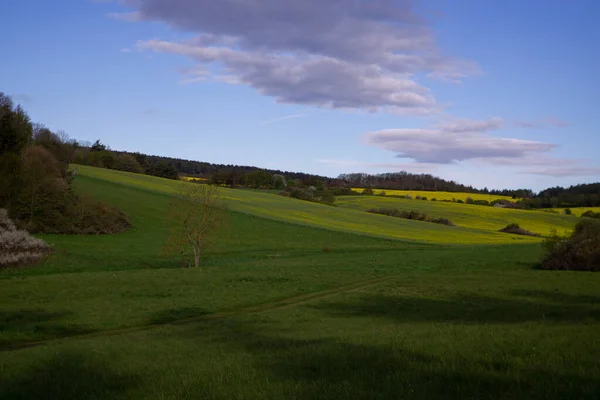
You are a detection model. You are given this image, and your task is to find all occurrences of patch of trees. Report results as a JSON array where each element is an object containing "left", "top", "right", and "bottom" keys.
[
  {"left": 280, "top": 185, "right": 336, "bottom": 206},
  {"left": 0, "top": 93, "right": 129, "bottom": 234},
  {"left": 498, "top": 223, "right": 541, "bottom": 237},
  {"left": 541, "top": 219, "right": 600, "bottom": 271},
  {"left": 582, "top": 210, "right": 600, "bottom": 219},
  {"left": 520, "top": 183, "right": 600, "bottom": 209},
  {"left": 367, "top": 208, "right": 454, "bottom": 226},
  {"left": 336, "top": 172, "right": 534, "bottom": 198}
]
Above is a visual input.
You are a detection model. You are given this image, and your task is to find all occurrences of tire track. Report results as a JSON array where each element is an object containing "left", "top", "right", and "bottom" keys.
[{"left": 2, "top": 274, "right": 398, "bottom": 352}]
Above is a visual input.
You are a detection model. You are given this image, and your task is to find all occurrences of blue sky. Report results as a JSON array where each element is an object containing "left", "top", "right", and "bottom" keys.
[{"left": 2, "top": 0, "right": 599, "bottom": 190}]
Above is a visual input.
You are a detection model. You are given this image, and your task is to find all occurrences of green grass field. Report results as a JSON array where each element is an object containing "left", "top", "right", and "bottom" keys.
[{"left": 1, "top": 166, "right": 599, "bottom": 399}]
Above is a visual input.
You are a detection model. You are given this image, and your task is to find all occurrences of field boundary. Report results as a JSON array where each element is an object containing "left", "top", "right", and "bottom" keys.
[{"left": 1, "top": 273, "right": 399, "bottom": 352}]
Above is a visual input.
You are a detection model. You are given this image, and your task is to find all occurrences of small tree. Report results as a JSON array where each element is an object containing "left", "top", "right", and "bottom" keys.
[{"left": 165, "top": 183, "right": 227, "bottom": 268}]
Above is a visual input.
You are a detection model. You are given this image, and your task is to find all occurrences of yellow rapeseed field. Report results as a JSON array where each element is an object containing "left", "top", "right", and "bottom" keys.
[
  {"left": 548, "top": 207, "right": 600, "bottom": 216},
  {"left": 351, "top": 188, "right": 516, "bottom": 202}
]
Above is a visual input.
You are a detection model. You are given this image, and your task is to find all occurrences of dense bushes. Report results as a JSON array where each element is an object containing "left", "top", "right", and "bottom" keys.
[
  {"left": 367, "top": 208, "right": 454, "bottom": 226},
  {"left": 499, "top": 223, "right": 541, "bottom": 237},
  {"left": 280, "top": 186, "right": 335, "bottom": 206},
  {"left": 541, "top": 219, "right": 600, "bottom": 271},
  {"left": 582, "top": 210, "right": 600, "bottom": 219},
  {"left": 0, "top": 209, "right": 51, "bottom": 267}
]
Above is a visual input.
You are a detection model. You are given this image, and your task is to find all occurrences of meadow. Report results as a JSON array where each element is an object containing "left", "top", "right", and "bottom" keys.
[
  {"left": 351, "top": 188, "right": 517, "bottom": 202},
  {"left": 1, "top": 166, "right": 599, "bottom": 399}
]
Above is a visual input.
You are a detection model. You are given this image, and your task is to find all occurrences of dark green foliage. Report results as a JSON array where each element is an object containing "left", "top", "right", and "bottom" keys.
[
  {"left": 367, "top": 208, "right": 455, "bottom": 226},
  {"left": 541, "top": 219, "right": 600, "bottom": 271},
  {"left": 146, "top": 161, "right": 179, "bottom": 180},
  {"left": 330, "top": 187, "right": 356, "bottom": 196},
  {"left": 564, "top": 208, "right": 572, "bottom": 215},
  {"left": 282, "top": 186, "right": 336, "bottom": 206},
  {"left": 499, "top": 223, "right": 541, "bottom": 237},
  {"left": 362, "top": 188, "right": 374, "bottom": 195},
  {"left": 0, "top": 93, "right": 32, "bottom": 156},
  {"left": 582, "top": 210, "right": 600, "bottom": 219}
]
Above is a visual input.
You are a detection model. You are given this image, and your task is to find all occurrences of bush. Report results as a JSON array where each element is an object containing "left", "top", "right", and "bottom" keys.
[
  {"left": 367, "top": 208, "right": 454, "bottom": 226},
  {"left": 564, "top": 208, "right": 572, "bottom": 215},
  {"left": 456, "top": 199, "right": 464, "bottom": 204},
  {"left": 0, "top": 209, "right": 51, "bottom": 267},
  {"left": 499, "top": 223, "right": 541, "bottom": 237},
  {"left": 362, "top": 188, "right": 374, "bottom": 195},
  {"left": 541, "top": 219, "right": 600, "bottom": 271},
  {"left": 431, "top": 198, "right": 437, "bottom": 201},
  {"left": 582, "top": 210, "right": 600, "bottom": 219}
]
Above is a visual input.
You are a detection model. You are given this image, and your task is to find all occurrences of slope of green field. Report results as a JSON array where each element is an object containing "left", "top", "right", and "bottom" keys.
[
  {"left": 337, "top": 195, "right": 578, "bottom": 236},
  {"left": 351, "top": 188, "right": 516, "bottom": 202},
  {"left": 72, "top": 165, "right": 541, "bottom": 244},
  {"left": 2, "top": 165, "right": 599, "bottom": 400}
]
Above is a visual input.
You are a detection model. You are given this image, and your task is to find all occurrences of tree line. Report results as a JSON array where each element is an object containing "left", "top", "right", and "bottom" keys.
[{"left": 0, "top": 93, "right": 129, "bottom": 233}]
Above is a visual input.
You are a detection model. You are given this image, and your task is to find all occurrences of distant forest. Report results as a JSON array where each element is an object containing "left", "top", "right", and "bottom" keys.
[{"left": 68, "top": 140, "right": 599, "bottom": 208}]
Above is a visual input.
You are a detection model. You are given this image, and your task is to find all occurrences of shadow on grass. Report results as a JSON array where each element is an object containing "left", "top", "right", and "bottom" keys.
[
  {"left": 312, "top": 292, "right": 600, "bottom": 324},
  {"left": 149, "top": 306, "right": 210, "bottom": 325},
  {"left": 0, "top": 309, "right": 96, "bottom": 348},
  {"left": 512, "top": 290, "right": 600, "bottom": 305},
  {"left": 0, "top": 351, "right": 138, "bottom": 399},
  {"left": 173, "top": 319, "right": 600, "bottom": 400}
]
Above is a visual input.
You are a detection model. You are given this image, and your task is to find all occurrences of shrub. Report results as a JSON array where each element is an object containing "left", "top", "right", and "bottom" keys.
[
  {"left": 367, "top": 208, "right": 454, "bottom": 226},
  {"left": 415, "top": 195, "right": 422, "bottom": 200},
  {"left": 499, "top": 223, "right": 541, "bottom": 237},
  {"left": 582, "top": 210, "right": 600, "bottom": 219},
  {"left": 362, "top": 188, "right": 374, "bottom": 195},
  {"left": 564, "top": 208, "right": 572, "bottom": 215},
  {"left": 378, "top": 191, "right": 387, "bottom": 196},
  {"left": 0, "top": 208, "right": 51, "bottom": 267},
  {"left": 541, "top": 219, "right": 600, "bottom": 271},
  {"left": 431, "top": 198, "right": 437, "bottom": 201},
  {"left": 456, "top": 199, "right": 464, "bottom": 204}
]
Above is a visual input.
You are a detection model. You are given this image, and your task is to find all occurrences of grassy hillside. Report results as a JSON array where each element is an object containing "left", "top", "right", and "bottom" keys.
[
  {"left": 72, "top": 165, "right": 544, "bottom": 244},
  {"left": 2, "top": 165, "right": 598, "bottom": 399},
  {"left": 351, "top": 188, "right": 517, "bottom": 202},
  {"left": 338, "top": 195, "right": 578, "bottom": 236}
]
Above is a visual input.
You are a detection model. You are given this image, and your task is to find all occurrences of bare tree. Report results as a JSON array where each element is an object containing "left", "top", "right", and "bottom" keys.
[{"left": 165, "top": 183, "right": 227, "bottom": 268}]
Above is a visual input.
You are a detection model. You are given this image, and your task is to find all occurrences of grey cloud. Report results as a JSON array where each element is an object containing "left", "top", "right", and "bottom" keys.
[
  {"left": 118, "top": 0, "right": 479, "bottom": 114},
  {"left": 365, "top": 118, "right": 556, "bottom": 164},
  {"left": 139, "top": 40, "right": 437, "bottom": 112}
]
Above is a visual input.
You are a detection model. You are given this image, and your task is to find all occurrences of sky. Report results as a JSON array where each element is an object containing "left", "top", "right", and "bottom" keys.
[{"left": 1, "top": 0, "right": 599, "bottom": 191}]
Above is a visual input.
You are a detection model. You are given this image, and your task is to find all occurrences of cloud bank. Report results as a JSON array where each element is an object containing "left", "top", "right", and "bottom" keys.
[{"left": 115, "top": 0, "right": 479, "bottom": 114}]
